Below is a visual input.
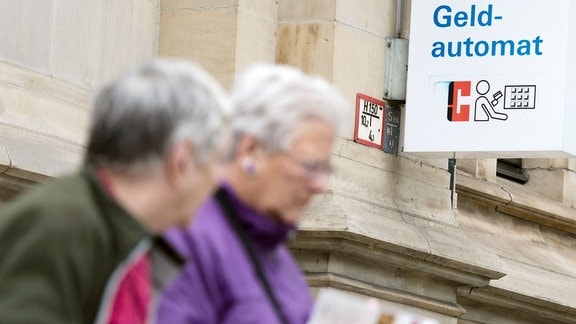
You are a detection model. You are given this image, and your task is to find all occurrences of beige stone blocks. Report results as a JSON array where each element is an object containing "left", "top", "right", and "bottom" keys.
[
  {"left": 457, "top": 159, "right": 497, "bottom": 182},
  {"left": 0, "top": 61, "right": 88, "bottom": 177},
  {"left": 457, "top": 195, "right": 576, "bottom": 321},
  {"left": 304, "top": 138, "right": 459, "bottom": 237},
  {"left": 0, "top": 0, "right": 54, "bottom": 74},
  {"left": 0, "top": 0, "right": 161, "bottom": 180},
  {"left": 276, "top": 0, "right": 338, "bottom": 75},
  {"left": 160, "top": 0, "right": 238, "bottom": 88},
  {"left": 160, "top": 0, "right": 277, "bottom": 89},
  {"left": 278, "top": 0, "right": 396, "bottom": 141},
  {"left": 0, "top": 0, "right": 160, "bottom": 88},
  {"left": 277, "top": 23, "right": 335, "bottom": 77},
  {"left": 235, "top": 0, "right": 277, "bottom": 73},
  {"left": 278, "top": 0, "right": 336, "bottom": 21},
  {"left": 335, "top": 0, "right": 395, "bottom": 36}
]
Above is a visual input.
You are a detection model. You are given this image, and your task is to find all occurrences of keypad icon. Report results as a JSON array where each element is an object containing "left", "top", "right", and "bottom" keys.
[{"left": 503, "top": 85, "right": 536, "bottom": 109}]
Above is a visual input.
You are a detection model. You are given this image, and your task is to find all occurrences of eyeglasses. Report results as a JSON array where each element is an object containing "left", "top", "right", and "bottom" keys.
[{"left": 282, "top": 152, "right": 333, "bottom": 179}]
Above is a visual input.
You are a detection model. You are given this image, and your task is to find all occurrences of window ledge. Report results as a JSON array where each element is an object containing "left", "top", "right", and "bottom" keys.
[{"left": 456, "top": 171, "right": 576, "bottom": 235}]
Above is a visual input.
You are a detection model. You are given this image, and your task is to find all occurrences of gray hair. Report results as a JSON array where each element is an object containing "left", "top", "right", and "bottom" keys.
[
  {"left": 229, "top": 63, "right": 347, "bottom": 155},
  {"left": 86, "top": 58, "right": 232, "bottom": 172}
]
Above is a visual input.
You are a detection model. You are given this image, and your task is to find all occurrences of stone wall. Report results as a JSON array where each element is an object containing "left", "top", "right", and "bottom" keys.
[{"left": 0, "top": 0, "right": 160, "bottom": 183}]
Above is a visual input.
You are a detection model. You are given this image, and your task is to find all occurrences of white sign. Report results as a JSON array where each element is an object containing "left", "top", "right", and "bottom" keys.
[
  {"left": 403, "top": 0, "right": 576, "bottom": 158},
  {"left": 354, "top": 93, "right": 386, "bottom": 149}
]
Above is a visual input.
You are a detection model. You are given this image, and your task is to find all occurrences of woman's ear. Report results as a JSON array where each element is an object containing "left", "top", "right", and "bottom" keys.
[
  {"left": 236, "top": 135, "right": 258, "bottom": 157},
  {"left": 236, "top": 136, "right": 259, "bottom": 176},
  {"left": 165, "top": 140, "right": 195, "bottom": 188}
]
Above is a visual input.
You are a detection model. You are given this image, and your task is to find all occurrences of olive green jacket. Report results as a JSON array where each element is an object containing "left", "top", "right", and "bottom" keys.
[{"left": 0, "top": 166, "right": 150, "bottom": 323}]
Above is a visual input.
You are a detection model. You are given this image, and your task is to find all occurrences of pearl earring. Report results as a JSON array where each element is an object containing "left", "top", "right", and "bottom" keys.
[{"left": 243, "top": 159, "right": 256, "bottom": 175}]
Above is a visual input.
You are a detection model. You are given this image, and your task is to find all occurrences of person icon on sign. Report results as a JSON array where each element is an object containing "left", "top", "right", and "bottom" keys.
[{"left": 474, "top": 80, "right": 508, "bottom": 121}]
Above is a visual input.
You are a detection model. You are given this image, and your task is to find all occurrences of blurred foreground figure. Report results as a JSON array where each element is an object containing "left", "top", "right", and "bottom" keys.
[
  {"left": 158, "top": 63, "right": 347, "bottom": 324},
  {"left": 0, "top": 58, "right": 231, "bottom": 323}
]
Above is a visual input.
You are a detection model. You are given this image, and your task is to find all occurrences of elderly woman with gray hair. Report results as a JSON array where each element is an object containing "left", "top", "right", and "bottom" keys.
[
  {"left": 0, "top": 58, "right": 232, "bottom": 323},
  {"left": 158, "top": 63, "right": 347, "bottom": 324}
]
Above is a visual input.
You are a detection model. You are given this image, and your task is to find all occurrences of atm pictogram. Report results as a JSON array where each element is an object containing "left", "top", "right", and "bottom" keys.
[{"left": 445, "top": 80, "right": 537, "bottom": 123}]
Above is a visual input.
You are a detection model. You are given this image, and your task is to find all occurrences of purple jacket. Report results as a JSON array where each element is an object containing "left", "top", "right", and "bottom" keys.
[{"left": 157, "top": 185, "right": 313, "bottom": 324}]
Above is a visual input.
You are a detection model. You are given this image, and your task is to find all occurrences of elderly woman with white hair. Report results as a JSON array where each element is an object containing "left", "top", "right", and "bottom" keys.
[{"left": 158, "top": 63, "right": 348, "bottom": 324}]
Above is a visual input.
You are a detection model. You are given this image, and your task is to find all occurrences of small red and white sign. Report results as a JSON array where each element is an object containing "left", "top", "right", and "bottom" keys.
[{"left": 354, "top": 93, "right": 386, "bottom": 149}]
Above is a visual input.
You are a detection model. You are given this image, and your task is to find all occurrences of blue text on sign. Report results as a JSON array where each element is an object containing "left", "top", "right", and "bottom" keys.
[
  {"left": 430, "top": 3, "right": 543, "bottom": 58},
  {"left": 433, "top": 4, "right": 502, "bottom": 28}
]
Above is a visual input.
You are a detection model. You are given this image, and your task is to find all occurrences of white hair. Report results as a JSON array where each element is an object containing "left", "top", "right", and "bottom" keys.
[
  {"left": 229, "top": 63, "right": 347, "bottom": 155},
  {"left": 86, "top": 58, "right": 232, "bottom": 172}
]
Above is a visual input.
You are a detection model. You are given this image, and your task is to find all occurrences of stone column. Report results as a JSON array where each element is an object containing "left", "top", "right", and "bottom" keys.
[{"left": 159, "top": 0, "right": 277, "bottom": 89}]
